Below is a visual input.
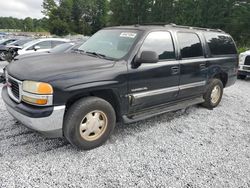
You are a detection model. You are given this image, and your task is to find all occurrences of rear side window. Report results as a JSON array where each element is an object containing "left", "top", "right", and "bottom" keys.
[
  {"left": 177, "top": 32, "right": 203, "bottom": 58},
  {"left": 141, "top": 31, "right": 175, "bottom": 60},
  {"left": 37, "top": 41, "right": 52, "bottom": 49},
  {"left": 52, "top": 41, "right": 65, "bottom": 48},
  {"left": 204, "top": 33, "right": 237, "bottom": 55}
]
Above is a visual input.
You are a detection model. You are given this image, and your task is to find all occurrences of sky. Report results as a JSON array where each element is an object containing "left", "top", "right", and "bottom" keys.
[{"left": 0, "top": 0, "right": 44, "bottom": 19}]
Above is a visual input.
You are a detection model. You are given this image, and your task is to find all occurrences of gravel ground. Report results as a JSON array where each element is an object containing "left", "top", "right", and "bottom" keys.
[{"left": 0, "top": 62, "right": 249, "bottom": 187}]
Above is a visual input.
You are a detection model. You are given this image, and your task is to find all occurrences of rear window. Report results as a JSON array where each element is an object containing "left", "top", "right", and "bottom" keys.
[{"left": 204, "top": 33, "right": 237, "bottom": 55}]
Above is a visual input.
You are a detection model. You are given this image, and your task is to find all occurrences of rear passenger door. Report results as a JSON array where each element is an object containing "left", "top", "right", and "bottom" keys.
[
  {"left": 128, "top": 31, "right": 180, "bottom": 113},
  {"left": 176, "top": 32, "right": 207, "bottom": 99}
]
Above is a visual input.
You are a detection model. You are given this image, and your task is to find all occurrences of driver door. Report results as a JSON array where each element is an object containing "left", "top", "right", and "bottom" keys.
[{"left": 128, "top": 31, "right": 180, "bottom": 113}]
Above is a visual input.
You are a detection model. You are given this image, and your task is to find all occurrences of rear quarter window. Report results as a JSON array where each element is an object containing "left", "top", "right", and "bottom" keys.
[{"left": 204, "top": 33, "right": 237, "bottom": 56}]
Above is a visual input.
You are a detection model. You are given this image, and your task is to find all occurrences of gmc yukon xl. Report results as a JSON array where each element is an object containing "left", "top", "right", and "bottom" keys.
[{"left": 1, "top": 24, "right": 238, "bottom": 150}]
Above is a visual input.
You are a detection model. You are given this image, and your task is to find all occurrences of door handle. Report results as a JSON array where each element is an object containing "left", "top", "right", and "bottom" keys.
[
  {"left": 171, "top": 66, "right": 179, "bottom": 75},
  {"left": 200, "top": 63, "right": 206, "bottom": 70}
]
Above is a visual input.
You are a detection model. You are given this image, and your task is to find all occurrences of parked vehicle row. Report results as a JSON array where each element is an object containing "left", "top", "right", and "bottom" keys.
[
  {"left": 0, "top": 24, "right": 238, "bottom": 150},
  {"left": 0, "top": 36, "right": 90, "bottom": 62},
  {"left": 15, "top": 41, "right": 87, "bottom": 61}
]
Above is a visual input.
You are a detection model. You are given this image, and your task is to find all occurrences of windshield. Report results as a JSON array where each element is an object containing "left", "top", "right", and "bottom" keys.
[
  {"left": 78, "top": 29, "right": 139, "bottom": 59},
  {"left": 10, "top": 39, "right": 33, "bottom": 46},
  {"left": 22, "top": 39, "right": 41, "bottom": 48}
]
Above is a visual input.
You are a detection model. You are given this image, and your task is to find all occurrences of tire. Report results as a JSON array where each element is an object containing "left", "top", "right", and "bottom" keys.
[
  {"left": 63, "top": 97, "right": 116, "bottom": 150},
  {"left": 202, "top": 79, "right": 224, "bottom": 109},
  {"left": 237, "top": 74, "right": 246, "bottom": 80}
]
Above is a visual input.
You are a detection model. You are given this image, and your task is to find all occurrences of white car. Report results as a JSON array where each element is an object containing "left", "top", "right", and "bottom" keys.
[
  {"left": 16, "top": 38, "right": 70, "bottom": 55},
  {"left": 238, "top": 50, "right": 250, "bottom": 79}
]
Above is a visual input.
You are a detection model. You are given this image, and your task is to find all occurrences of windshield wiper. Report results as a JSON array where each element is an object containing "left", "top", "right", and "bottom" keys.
[
  {"left": 72, "top": 49, "right": 115, "bottom": 60},
  {"left": 86, "top": 51, "right": 107, "bottom": 59},
  {"left": 71, "top": 48, "right": 85, "bottom": 54}
]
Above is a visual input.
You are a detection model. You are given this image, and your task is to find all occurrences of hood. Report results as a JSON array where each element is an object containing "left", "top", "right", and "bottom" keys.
[
  {"left": 241, "top": 50, "right": 250, "bottom": 56},
  {"left": 15, "top": 52, "right": 49, "bottom": 61},
  {"left": 7, "top": 53, "right": 115, "bottom": 82}
]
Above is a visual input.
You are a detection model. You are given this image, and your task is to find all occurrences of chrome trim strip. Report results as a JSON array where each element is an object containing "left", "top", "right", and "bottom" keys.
[
  {"left": 179, "top": 81, "right": 206, "bottom": 90},
  {"left": 131, "top": 81, "right": 206, "bottom": 99},
  {"left": 133, "top": 86, "right": 179, "bottom": 99}
]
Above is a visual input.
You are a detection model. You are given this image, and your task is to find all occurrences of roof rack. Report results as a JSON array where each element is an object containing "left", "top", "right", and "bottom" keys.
[
  {"left": 134, "top": 23, "right": 166, "bottom": 27},
  {"left": 133, "top": 23, "right": 225, "bottom": 33},
  {"left": 168, "top": 23, "right": 224, "bottom": 33}
]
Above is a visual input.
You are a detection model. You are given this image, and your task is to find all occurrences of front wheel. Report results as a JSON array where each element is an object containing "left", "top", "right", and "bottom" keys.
[
  {"left": 63, "top": 97, "right": 116, "bottom": 150},
  {"left": 202, "top": 79, "right": 224, "bottom": 109}
]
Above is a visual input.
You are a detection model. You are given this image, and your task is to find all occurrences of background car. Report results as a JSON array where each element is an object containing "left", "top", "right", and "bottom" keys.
[
  {"left": 238, "top": 49, "right": 250, "bottom": 79},
  {"left": 0, "top": 38, "right": 33, "bottom": 61},
  {"left": 8, "top": 38, "right": 34, "bottom": 47},
  {"left": 0, "top": 38, "right": 17, "bottom": 46},
  {"left": 14, "top": 40, "right": 87, "bottom": 61},
  {"left": 16, "top": 38, "right": 70, "bottom": 55}
]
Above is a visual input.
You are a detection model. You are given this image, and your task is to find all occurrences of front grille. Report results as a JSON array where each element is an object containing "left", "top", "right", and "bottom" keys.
[
  {"left": 245, "top": 56, "right": 250, "bottom": 66},
  {"left": 243, "top": 66, "right": 250, "bottom": 71},
  {"left": 8, "top": 77, "right": 20, "bottom": 99},
  {"left": 6, "top": 73, "right": 22, "bottom": 103}
]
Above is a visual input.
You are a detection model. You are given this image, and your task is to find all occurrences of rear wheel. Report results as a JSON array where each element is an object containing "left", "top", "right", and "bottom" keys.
[
  {"left": 237, "top": 74, "right": 246, "bottom": 80},
  {"left": 63, "top": 97, "right": 116, "bottom": 150},
  {"left": 202, "top": 79, "right": 224, "bottom": 109}
]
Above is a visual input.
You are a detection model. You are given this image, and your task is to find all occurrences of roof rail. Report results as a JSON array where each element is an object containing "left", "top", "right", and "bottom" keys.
[
  {"left": 168, "top": 23, "right": 225, "bottom": 33},
  {"left": 134, "top": 23, "right": 167, "bottom": 27}
]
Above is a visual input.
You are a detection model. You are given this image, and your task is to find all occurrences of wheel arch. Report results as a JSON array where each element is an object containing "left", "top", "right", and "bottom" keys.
[
  {"left": 208, "top": 66, "right": 228, "bottom": 88},
  {"left": 65, "top": 89, "right": 122, "bottom": 122}
]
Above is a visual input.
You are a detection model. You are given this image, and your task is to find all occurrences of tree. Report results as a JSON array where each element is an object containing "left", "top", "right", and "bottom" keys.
[
  {"left": 42, "top": 0, "right": 58, "bottom": 17},
  {"left": 23, "top": 17, "right": 34, "bottom": 32},
  {"left": 39, "top": 0, "right": 250, "bottom": 46},
  {"left": 109, "top": 0, "right": 152, "bottom": 25}
]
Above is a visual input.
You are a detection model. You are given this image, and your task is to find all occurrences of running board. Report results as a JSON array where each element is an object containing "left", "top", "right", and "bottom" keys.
[{"left": 122, "top": 97, "right": 204, "bottom": 124}]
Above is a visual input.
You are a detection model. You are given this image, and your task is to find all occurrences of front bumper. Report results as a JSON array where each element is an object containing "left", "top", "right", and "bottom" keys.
[
  {"left": 238, "top": 65, "right": 250, "bottom": 76},
  {"left": 2, "top": 86, "right": 65, "bottom": 138}
]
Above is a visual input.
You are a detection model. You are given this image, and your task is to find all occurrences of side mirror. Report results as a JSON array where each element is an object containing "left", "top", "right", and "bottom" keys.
[
  {"left": 135, "top": 51, "right": 159, "bottom": 64},
  {"left": 34, "top": 45, "right": 41, "bottom": 51}
]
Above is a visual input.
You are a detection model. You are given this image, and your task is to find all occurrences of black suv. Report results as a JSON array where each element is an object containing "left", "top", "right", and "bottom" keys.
[{"left": 1, "top": 24, "right": 238, "bottom": 150}]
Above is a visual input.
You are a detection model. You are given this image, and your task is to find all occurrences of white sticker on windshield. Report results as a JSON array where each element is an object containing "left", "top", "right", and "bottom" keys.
[{"left": 120, "top": 32, "right": 137, "bottom": 38}]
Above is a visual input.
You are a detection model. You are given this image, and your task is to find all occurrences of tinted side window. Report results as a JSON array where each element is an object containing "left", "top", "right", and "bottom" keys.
[
  {"left": 52, "top": 41, "right": 65, "bottom": 48},
  {"left": 141, "top": 31, "right": 175, "bottom": 60},
  {"left": 177, "top": 32, "right": 203, "bottom": 58},
  {"left": 204, "top": 33, "right": 237, "bottom": 55},
  {"left": 37, "top": 41, "right": 52, "bottom": 49}
]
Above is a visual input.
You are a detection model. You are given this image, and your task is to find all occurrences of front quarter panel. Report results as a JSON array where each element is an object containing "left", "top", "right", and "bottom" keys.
[{"left": 50, "top": 60, "right": 129, "bottom": 114}]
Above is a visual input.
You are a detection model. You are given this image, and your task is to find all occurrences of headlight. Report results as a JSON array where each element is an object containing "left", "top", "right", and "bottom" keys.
[
  {"left": 22, "top": 81, "right": 53, "bottom": 106},
  {"left": 239, "top": 54, "right": 244, "bottom": 65},
  {"left": 23, "top": 81, "right": 53, "bottom": 94}
]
